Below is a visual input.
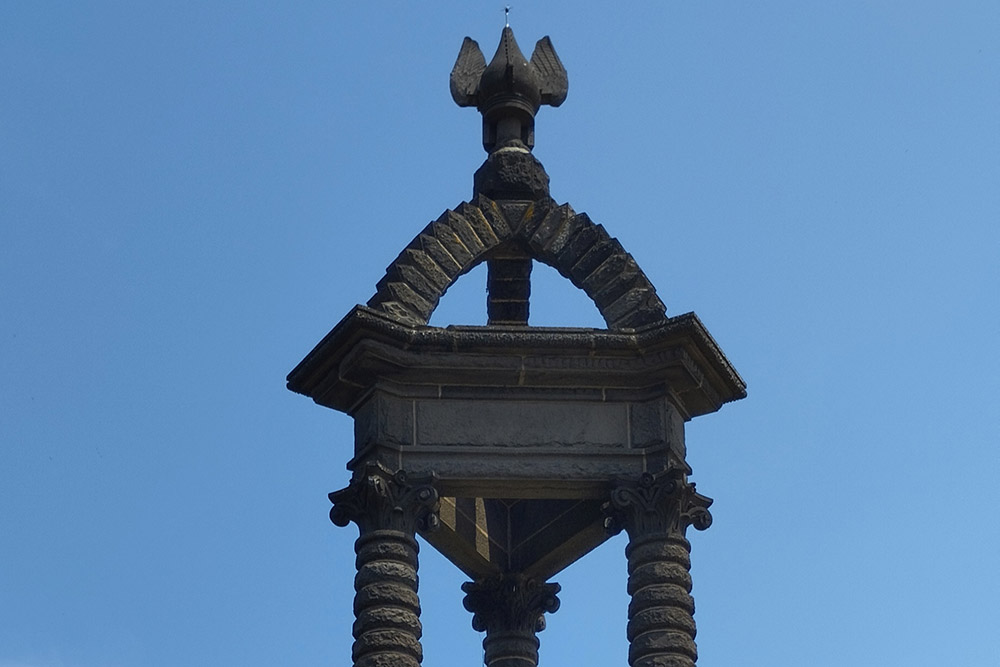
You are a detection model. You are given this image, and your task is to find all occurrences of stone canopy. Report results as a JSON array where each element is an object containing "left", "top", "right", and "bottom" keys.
[
  {"left": 287, "top": 25, "right": 745, "bottom": 667},
  {"left": 288, "top": 304, "right": 743, "bottom": 579}
]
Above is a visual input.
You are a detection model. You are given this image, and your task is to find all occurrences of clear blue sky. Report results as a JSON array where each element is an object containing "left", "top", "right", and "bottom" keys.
[{"left": 2, "top": 3, "right": 998, "bottom": 666}]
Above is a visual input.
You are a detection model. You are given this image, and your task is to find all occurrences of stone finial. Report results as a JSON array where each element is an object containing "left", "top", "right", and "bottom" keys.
[{"left": 451, "top": 28, "right": 568, "bottom": 152}]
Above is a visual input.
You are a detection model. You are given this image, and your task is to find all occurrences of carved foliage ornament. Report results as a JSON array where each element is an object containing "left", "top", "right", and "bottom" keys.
[
  {"left": 462, "top": 574, "right": 561, "bottom": 634},
  {"left": 329, "top": 462, "right": 440, "bottom": 535},
  {"left": 605, "top": 470, "right": 713, "bottom": 538}
]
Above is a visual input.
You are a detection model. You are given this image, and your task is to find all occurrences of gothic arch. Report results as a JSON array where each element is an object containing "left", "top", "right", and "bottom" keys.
[{"left": 367, "top": 195, "right": 667, "bottom": 330}]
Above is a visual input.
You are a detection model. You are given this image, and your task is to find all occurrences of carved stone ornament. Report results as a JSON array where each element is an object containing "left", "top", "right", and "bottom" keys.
[
  {"left": 451, "top": 27, "right": 567, "bottom": 153},
  {"left": 605, "top": 470, "right": 711, "bottom": 667},
  {"left": 462, "top": 574, "right": 561, "bottom": 634},
  {"left": 329, "top": 462, "right": 440, "bottom": 535},
  {"left": 605, "top": 469, "right": 713, "bottom": 539},
  {"left": 450, "top": 29, "right": 567, "bottom": 113},
  {"left": 462, "top": 574, "right": 561, "bottom": 667}
]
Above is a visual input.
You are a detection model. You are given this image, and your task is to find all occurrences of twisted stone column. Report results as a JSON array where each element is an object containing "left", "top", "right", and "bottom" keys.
[
  {"left": 605, "top": 470, "right": 713, "bottom": 667},
  {"left": 462, "top": 574, "right": 561, "bottom": 667},
  {"left": 329, "top": 463, "right": 440, "bottom": 667}
]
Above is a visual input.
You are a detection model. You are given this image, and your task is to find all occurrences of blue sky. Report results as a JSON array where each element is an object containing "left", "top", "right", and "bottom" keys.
[{"left": 2, "top": 2, "right": 998, "bottom": 665}]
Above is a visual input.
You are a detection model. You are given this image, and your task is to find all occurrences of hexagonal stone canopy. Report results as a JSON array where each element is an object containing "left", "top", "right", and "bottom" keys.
[
  {"left": 287, "top": 26, "right": 745, "bottom": 589},
  {"left": 288, "top": 297, "right": 744, "bottom": 577}
]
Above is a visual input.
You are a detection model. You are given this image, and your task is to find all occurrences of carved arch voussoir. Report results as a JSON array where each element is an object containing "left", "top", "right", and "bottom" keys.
[{"left": 367, "top": 196, "right": 667, "bottom": 330}]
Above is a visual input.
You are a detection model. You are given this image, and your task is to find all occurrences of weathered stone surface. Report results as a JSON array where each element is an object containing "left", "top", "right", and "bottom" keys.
[
  {"left": 628, "top": 607, "right": 698, "bottom": 640},
  {"left": 488, "top": 275, "right": 530, "bottom": 300},
  {"left": 416, "top": 399, "right": 627, "bottom": 447},
  {"left": 580, "top": 249, "right": 630, "bottom": 294},
  {"left": 473, "top": 195, "right": 514, "bottom": 239},
  {"left": 627, "top": 562, "right": 692, "bottom": 593},
  {"left": 526, "top": 202, "right": 571, "bottom": 252},
  {"left": 351, "top": 630, "right": 423, "bottom": 661},
  {"left": 517, "top": 198, "right": 553, "bottom": 239},
  {"left": 631, "top": 657, "right": 696, "bottom": 667},
  {"left": 429, "top": 215, "right": 475, "bottom": 267},
  {"left": 569, "top": 237, "right": 619, "bottom": 284},
  {"left": 354, "top": 607, "right": 422, "bottom": 636},
  {"left": 415, "top": 233, "right": 462, "bottom": 277},
  {"left": 628, "top": 585, "right": 695, "bottom": 617},
  {"left": 369, "top": 300, "right": 422, "bottom": 327},
  {"left": 540, "top": 209, "right": 586, "bottom": 257},
  {"left": 486, "top": 300, "right": 528, "bottom": 326},
  {"left": 443, "top": 210, "right": 487, "bottom": 257},
  {"left": 487, "top": 248, "right": 532, "bottom": 325},
  {"left": 605, "top": 287, "right": 666, "bottom": 329},
  {"left": 355, "top": 654, "right": 421, "bottom": 667},
  {"left": 354, "top": 538, "right": 416, "bottom": 568},
  {"left": 474, "top": 148, "right": 550, "bottom": 200},
  {"left": 605, "top": 472, "right": 712, "bottom": 667},
  {"left": 630, "top": 399, "right": 669, "bottom": 449},
  {"left": 379, "top": 282, "right": 434, "bottom": 322},
  {"left": 356, "top": 560, "right": 419, "bottom": 588},
  {"left": 628, "top": 631, "right": 698, "bottom": 663},
  {"left": 456, "top": 201, "right": 503, "bottom": 246},
  {"left": 463, "top": 574, "right": 560, "bottom": 667},
  {"left": 591, "top": 258, "right": 644, "bottom": 310},
  {"left": 380, "top": 263, "right": 439, "bottom": 303},
  {"left": 499, "top": 201, "right": 532, "bottom": 230},
  {"left": 365, "top": 201, "right": 670, "bottom": 330},
  {"left": 553, "top": 221, "right": 605, "bottom": 276}
]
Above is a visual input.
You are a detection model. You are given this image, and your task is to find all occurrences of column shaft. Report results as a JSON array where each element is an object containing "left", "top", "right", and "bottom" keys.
[
  {"left": 607, "top": 470, "right": 713, "bottom": 667},
  {"left": 625, "top": 534, "right": 696, "bottom": 667},
  {"left": 352, "top": 530, "right": 423, "bottom": 667},
  {"left": 330, "top": 463, "right": 439, "bottom": 667}
]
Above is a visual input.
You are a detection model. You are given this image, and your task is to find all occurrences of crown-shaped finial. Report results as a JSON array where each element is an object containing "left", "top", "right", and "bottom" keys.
[{"left": 450, "top": 28, "right": 568, "bottom": 153}]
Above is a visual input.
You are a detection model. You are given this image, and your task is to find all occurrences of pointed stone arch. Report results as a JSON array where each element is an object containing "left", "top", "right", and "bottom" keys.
[{"left": 367, "top": 196, "right": 667, "bottom": 330}]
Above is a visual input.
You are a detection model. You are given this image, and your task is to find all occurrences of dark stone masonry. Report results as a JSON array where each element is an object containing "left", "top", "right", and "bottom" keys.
[{"left": 288, "top": 25, "right": 745, "bottom": 667}]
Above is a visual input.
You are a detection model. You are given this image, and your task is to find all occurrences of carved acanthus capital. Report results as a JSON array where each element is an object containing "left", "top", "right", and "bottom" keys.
[
  {"left": 604, "top": 470, "right": 713, "bottom": 538},
  {"left": 329, "top": 462, "right": 440, "bottom": 535},
  {"left": 462, "top": 574, "right": 561, "bottom": 634}
]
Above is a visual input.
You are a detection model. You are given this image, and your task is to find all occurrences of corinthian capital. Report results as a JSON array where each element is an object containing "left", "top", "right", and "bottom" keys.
[
  {"left": 329, "top": 462, "right": 440, "bottom": 535},
  {"left": 605, "top": 470, "right": 713, "bottom": 538},
  {"left": 462, "top": 574, "right": 561, "bottom": 635}
]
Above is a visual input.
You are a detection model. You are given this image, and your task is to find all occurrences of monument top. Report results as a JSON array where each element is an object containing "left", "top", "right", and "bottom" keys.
[
  {"left": 289, "top": 25, "right": 746, "bottom": 667},
  {"left": 451, "top": 27, "right": 568, "bottom": 153}
]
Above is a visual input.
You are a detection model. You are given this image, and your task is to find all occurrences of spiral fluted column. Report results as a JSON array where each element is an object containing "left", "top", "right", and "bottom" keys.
[
  {"left": 462, "top": 574, "right": 561, "bottom": 667},
  {"left": 329, "top": 463, "right": 440, "bottom": 667},
  {"left": 606, "top": 470, "right": 713, "bottom": 667}
]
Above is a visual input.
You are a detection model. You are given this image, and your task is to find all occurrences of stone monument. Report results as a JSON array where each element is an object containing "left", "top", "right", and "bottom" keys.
[{"left": 288, "top": 26, "right": 745, "bottom": 667}]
